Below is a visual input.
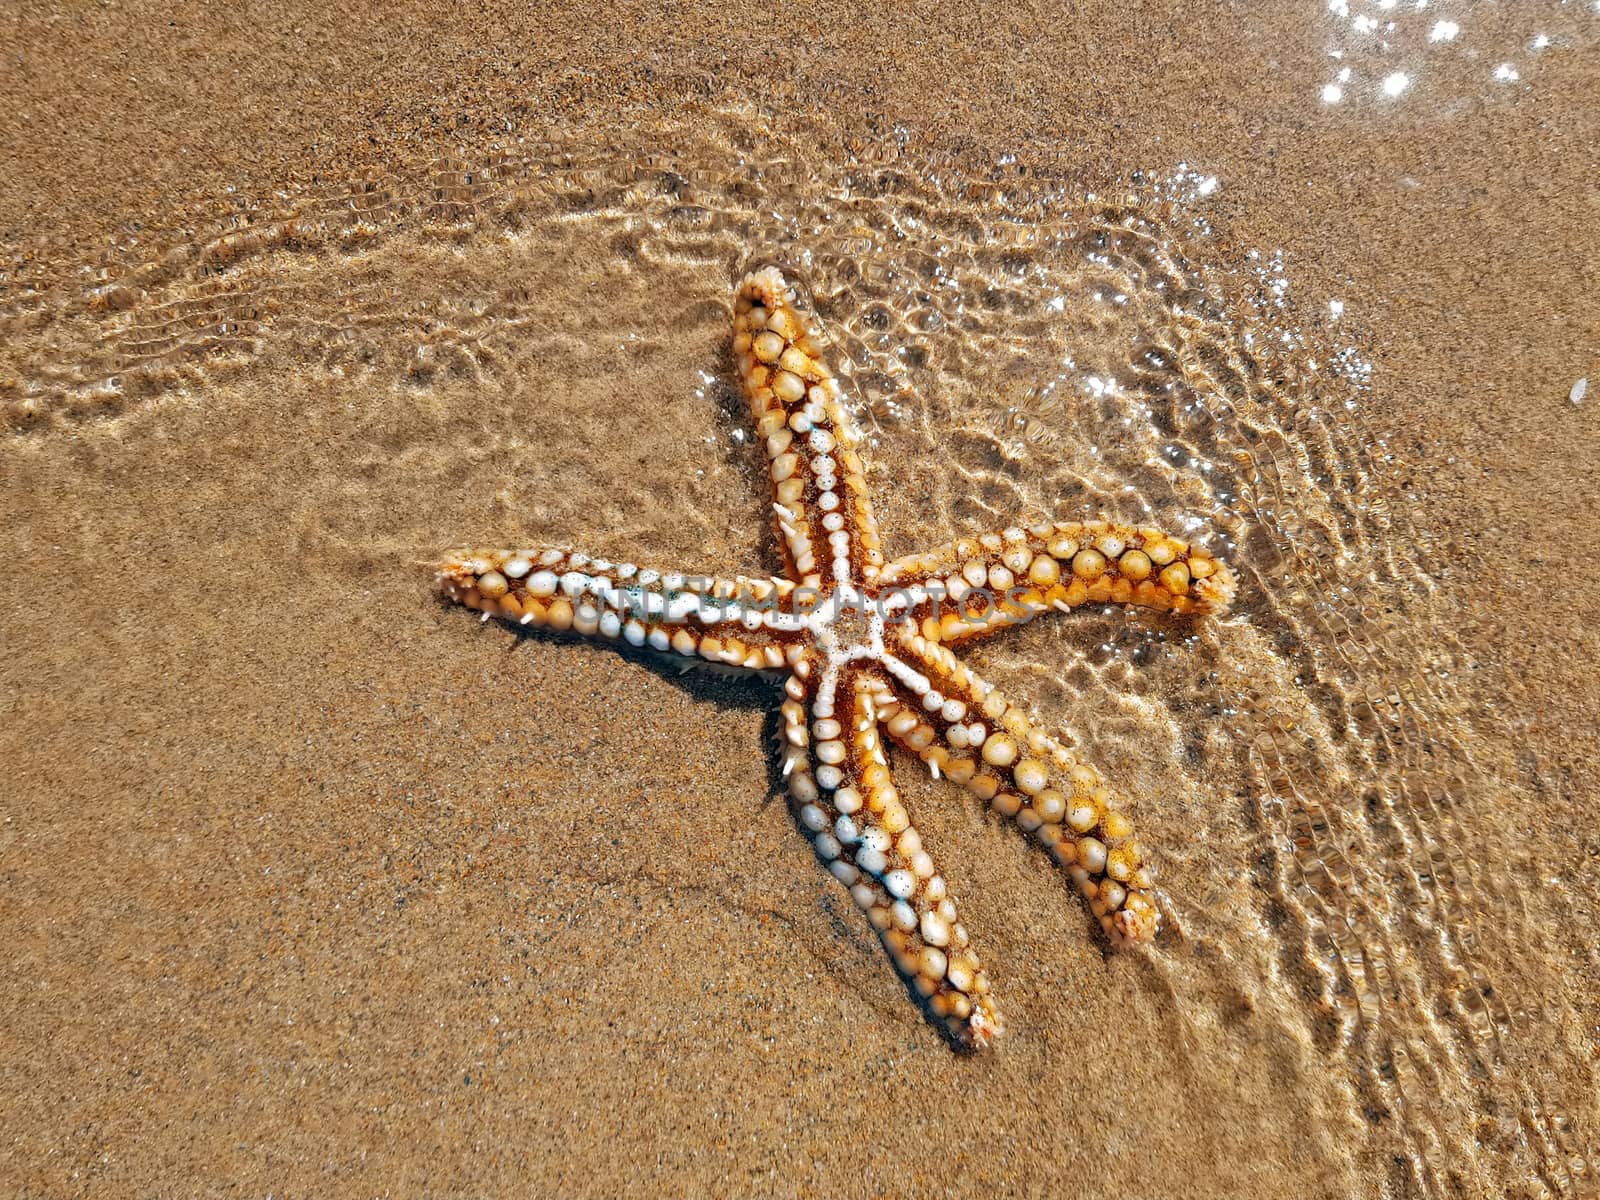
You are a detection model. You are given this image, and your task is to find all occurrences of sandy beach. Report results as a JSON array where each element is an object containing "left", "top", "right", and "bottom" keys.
[{"left": 3, "top": 3, "right": 1597, "bottom": 1196}]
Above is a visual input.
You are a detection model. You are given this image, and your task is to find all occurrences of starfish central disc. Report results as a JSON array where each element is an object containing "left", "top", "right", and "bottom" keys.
[{"left": 809, "top": 588, "right": 880, "bottom": 661}]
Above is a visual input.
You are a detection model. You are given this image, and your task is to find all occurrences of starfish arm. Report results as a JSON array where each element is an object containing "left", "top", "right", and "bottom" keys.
[
  {"left": 780, "top": 660, "right": 1004, "bottom": 1048},
  {"left": 876, "top": 519, "right": 1236, "bottom": 644},
  {"left": 734, "top": 266, "right": 884, "bottom": 590},
  {"left": 877, "top": 623, "right": 1162, "bottom": 947},
  {"left": 437, "top": 547, "right": 804, "bottom": 670}
]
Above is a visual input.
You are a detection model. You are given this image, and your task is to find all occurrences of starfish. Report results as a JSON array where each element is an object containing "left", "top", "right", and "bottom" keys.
[{"left": 436, "top": 266, "right": 1236, "bottom": 1047}]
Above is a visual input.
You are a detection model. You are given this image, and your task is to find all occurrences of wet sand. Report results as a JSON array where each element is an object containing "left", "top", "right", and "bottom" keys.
[{"left": 3, "top": 3, "right": 1597, "bottom": 1196}]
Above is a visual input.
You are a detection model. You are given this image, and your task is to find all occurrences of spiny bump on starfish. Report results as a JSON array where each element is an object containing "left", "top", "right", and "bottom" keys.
[{"left": 435, "top": 264, "right": 1236, "bottom": 1049}]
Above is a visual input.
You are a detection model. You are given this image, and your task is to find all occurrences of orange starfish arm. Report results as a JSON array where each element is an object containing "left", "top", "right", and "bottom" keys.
[
  {"left": 875, "top": 623, "right": 1162, "bottom": 947},
  {"left": 733, "top": 266, "right": 885, "bottom": 590},
  {"left": 876, "top": 519, "right": 1235, "bottom": 644},
  {"left": 437, "top": 547, "right": 804, "bottom": 670},
  {"left": 779, "top": 657, "right": 1003, "bottom": 1047}
]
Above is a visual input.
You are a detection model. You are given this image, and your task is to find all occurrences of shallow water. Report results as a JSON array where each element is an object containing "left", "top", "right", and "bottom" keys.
[{"left": 2, "top": 86, "right": 1595, "bottom": 1199}]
